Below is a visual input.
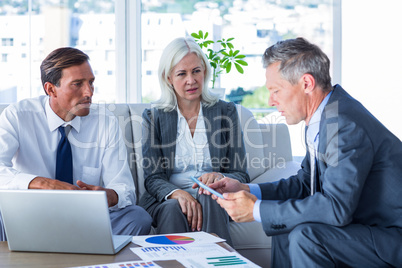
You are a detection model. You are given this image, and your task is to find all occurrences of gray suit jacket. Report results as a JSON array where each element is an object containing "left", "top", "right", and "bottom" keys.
[
  {"left": 139, "top": 100, "right": 250, "bottom": 210},
  {"left": 259, "top": 85, "right": 402, "bottom": 265}
]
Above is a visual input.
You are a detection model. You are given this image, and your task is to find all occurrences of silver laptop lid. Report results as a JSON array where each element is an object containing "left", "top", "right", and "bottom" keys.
[{"left": 0, "top": 190, "right": 130, "bottom": 254}]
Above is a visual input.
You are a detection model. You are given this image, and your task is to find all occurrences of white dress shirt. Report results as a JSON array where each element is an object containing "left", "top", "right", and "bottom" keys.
[
  {"left": 0, "top": 95, "right": 135, "bottom": 210},
  {"left": 169, "top": 105, "right": 213, "bottom": 198}
]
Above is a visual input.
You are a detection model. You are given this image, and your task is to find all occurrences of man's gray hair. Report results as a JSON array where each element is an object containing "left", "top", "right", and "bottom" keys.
[{"left": 262, "top": 37, "right": 332, "bottom": 91}]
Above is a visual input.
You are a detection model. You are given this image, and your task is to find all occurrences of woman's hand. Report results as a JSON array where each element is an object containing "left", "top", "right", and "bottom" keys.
[
  {"left": 169, "top": 189, "right": 202, "bottom": 231},
  {"left": 192, "top": 172, "right": 225, "bottom": 195}
]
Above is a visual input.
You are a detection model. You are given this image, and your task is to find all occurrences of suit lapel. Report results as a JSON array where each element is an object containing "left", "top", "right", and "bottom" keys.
[
  {"left": 317, "top": 85, "right": 344, "bottom": 191},
  {"left": 203, "top": 102, "right": 222, "bottom": 170},
  {"left": 159, "top": 109, "right": 178, "bottom": 173}
]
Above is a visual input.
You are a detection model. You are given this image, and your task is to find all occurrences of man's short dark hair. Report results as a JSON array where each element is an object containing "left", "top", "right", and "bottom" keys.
[
  {"left": 263, "top": 37, "right": 332, "bottom": 91},
  {"left": 40, "top": 47, "right": 89, "bottom": 94}
]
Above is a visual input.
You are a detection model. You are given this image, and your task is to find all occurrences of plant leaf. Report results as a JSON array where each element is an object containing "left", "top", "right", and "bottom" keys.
[
  {"left": 226, "top": 62, "right": 232, "bottom": 73},
  {"left": 235, "top": 63, "right": 244, "bottom": 73},
  {"left": 235, "top": 60, "right": 248, "bottom": 66}
]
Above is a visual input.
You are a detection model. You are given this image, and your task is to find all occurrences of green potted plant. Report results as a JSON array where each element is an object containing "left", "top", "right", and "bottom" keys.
[{"left": 191, "top": 30, "right": 248, "bottom": 89}]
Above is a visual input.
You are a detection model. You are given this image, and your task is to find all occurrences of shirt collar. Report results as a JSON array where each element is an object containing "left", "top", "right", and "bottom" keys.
[
  {"left": 45, "top": 96, "right": 81, "bottom": 133},
  {"left": 177, "top": 105, "right": 203, "bottom": 123},
  {"left": 306, "top": 90, "right": 333, "bottom": 144}
]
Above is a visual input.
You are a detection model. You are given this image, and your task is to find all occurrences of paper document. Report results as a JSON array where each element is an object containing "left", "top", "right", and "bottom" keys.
[
  {"left": 178, "top": 252, "right": 262, "bottom": 267},
  {"left": 71, "top": 260, "right": 162, "bottom": 268},
  {"left": 130, "top": 243, "right": 230, "bottom": 260},
  {"left": 132, "top": 231, "right": 225, "bottom": 247}
]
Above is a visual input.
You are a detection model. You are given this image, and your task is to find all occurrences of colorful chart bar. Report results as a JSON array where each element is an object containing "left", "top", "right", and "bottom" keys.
[{"left": 207, "top": 256, "right": 248, "bottom": 266}]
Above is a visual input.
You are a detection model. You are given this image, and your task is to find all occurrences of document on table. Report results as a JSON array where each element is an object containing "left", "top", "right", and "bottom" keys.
[
  {"left": 178, "top": 252, "right": 261, "bottom": 268},
  {"left": 131, "top": 243, "right": 228, "bottom": 260},
  {"left": 71, "top": 260, "right": 162, "bottom": 268},
  {"left": 130, "top": 244, "right": 261, "bottom": 267},
  {"left": 132, "top": 231, "right": 225, "bottom": 247}
]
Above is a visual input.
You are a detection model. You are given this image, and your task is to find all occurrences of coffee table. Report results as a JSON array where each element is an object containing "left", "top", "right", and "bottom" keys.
[{"left": 0, "top": 239, "right": 236, "bottom": 267}]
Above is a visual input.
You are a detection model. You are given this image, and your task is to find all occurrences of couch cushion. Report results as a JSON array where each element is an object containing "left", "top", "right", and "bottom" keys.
[
  {"left": 106, "top": 103, "right": 139, "bottom": 198},
  {"left": 259, "top": 123, "right": 293, "bottom": 171},
  {"left": 128, "top": 103, "right": 151, "bottom": 199},
  {"left": 236, "top": 105, "right": 266, "bottom": 180},
  {"left": 230, "top": 221, "right": 271, "bottom": 250}
]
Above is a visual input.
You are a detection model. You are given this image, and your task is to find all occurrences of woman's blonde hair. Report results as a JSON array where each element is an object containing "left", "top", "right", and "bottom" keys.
[{"left": 153, "top": 37, "right": 219, "bottom": 111}]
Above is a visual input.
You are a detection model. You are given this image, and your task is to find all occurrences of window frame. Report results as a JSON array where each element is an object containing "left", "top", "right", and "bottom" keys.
[{"left": 115, "top": 0, "right": 142, "bottom": 103}]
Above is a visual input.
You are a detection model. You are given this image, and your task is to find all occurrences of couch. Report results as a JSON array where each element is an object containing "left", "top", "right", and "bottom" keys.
[{"left": 0, "top": 103, "right": 301, "bottom": 268}]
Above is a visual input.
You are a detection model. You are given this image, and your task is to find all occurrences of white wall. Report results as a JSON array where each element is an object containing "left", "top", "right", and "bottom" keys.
[{"left": 342, "top": 1, "right": 402, "bottom": 140}]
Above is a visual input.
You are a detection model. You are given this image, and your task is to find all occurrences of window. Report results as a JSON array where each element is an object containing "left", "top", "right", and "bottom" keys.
[
  {"left": 0, "top": 0, "right": 116, "bottom": 103},
  {"left": 1, "top": 38, "right": 14, "bottom": 46}
]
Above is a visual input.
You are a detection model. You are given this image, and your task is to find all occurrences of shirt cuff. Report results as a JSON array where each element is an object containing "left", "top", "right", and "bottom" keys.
[
  {"left": 108, "top": 184, "right": 134, "bottom": 211},
  {"left": 253, "top": 200, "right": 262, "bottom": 222},
  {"left": 247, "top": 183, "right": 262, "bottom": 200},
  {"left": 165, "top": 189, "right": 179, "bottom": 200},
  {"left": 15, "top": 173, "right": 39, "bottom": 189}
]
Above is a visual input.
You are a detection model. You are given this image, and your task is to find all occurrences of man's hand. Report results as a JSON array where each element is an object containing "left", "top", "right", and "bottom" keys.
[
  {"left": 76, "top": 180, "right": 118, "bottom": 208},
  {"left": 216, "top": 191, "right": 257, "bottom": 222},
  {"left": 191, "top": 172, "right": 225, "bottom": 195},
  {"left": 208, "top": 177, "right": 250, "bottom": 195},
  {"left": 169, "top": 189, "right": 202, "bottom": 232},
  {"left": 29, "top": 176, "right": 79, "bottom": 190}
]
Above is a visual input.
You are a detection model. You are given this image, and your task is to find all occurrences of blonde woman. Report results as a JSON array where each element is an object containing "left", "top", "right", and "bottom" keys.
[{"left": 139, "top": 37, "right": 249, "bottom": 245}]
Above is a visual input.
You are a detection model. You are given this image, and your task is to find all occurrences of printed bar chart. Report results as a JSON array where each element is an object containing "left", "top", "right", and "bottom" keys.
[{"left": 207, "top": 256, "right": 248, "bottom": 266}]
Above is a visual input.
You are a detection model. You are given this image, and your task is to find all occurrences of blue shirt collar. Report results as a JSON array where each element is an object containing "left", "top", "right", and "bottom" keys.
[{"left": 306, "top": 90, "right": 333, "bottom": 146}]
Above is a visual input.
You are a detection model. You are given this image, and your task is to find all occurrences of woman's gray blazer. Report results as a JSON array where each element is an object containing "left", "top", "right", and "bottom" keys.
[{"left": 139, "top": 100, "right": 250, "bottom": 210}]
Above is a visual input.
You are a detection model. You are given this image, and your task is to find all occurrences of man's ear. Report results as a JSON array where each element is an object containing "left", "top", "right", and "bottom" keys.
[
  {"left": 44, "top": 82, "right": 56, "bottom": 97},
  {"left": 301, "top": 74, "right": 316, "bottom": 94}
]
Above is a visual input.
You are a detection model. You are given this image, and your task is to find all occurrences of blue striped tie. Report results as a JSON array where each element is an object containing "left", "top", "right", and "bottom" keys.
[{"left": 56, "top": 126, "right": 73, "bottom": 184}]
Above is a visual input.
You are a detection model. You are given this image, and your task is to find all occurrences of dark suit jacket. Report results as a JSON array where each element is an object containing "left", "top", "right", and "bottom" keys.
[
  {"left": 258, "top": 85, "right": 402, "bottom": 265},
  {"left": 139, "top": 100, "right": 250, "bottom": 211}
]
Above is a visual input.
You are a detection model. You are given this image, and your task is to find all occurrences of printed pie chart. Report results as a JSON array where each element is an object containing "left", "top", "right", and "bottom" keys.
[{"left": 145, "top": 235, "right": 195, "bottom": 245}]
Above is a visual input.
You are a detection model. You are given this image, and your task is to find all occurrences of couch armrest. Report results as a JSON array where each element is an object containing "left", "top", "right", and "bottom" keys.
[
  {"left": 252, "top": 160, "right": 301, "bottom": 184},
  {"left": 259, "top": 123, "right": 293, "bottom": 168}
]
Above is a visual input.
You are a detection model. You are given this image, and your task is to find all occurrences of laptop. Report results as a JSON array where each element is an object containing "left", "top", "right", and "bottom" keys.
[{"left": 0, "top": 190, "right": 132, "bottom": 254}]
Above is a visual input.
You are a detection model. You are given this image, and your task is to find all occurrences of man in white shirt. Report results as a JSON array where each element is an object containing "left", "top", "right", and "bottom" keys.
[{"left": 0, "top": 47, "right": 152, "bottom": 241}]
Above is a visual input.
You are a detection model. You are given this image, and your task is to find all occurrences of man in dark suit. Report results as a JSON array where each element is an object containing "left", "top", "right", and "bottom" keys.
[{"left": 209, "top": 38, "right": 402, "bottom": 267}]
